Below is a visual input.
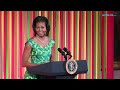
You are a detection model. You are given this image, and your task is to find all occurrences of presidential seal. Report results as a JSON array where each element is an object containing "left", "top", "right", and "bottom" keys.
[{"left": 65, "top": 60, "right": 78, "bottom": 74}]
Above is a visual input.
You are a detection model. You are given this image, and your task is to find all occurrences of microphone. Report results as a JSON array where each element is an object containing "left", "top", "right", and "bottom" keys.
[
  {"left": 67, "top": 51, "right": 72, "bottom": 58},
  {"left": 63, "top": 47, "right": 72, "bottom": 59},
  {"left": 58, "top": 48, "right": 65, "bottom": 56},
  {"left": 58, "top": 48, "right": 67, "bottom": 61}
]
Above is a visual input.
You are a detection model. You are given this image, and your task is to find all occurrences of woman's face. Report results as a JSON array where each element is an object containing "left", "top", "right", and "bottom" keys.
[{"left": 35, "top": 22, "right": 47, "bottom": 37}]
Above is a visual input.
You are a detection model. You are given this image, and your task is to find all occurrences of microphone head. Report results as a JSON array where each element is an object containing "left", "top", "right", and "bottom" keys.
[
  {"left": 58, "top": 48, "right": 65, "bottom": 55},
  {"left": 67, "top": 51, "right": 71, "bottom": 55},
  {"left": 58, "top": 48, "right": 63, "bottom": 53},
  {"left": 63, "top": 47, "right": 68, "bottom": 52},
  {"left": 61, "top": 52, "right": 65, "bottom": 55},
  {"left": 67, "top": 51, "right": 72, "bottom": 57}
]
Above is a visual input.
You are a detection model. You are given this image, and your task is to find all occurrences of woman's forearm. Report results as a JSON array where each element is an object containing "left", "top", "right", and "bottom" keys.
[{"left": 22, "top": 62, "right": 39, "bottom": 68}]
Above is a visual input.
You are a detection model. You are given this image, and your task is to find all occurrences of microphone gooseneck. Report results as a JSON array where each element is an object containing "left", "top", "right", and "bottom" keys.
[{"left": 63, "top": 47, "right": 72, "bottom": 59}]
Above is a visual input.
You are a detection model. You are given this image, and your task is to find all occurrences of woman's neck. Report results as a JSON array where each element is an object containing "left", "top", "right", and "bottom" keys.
[{"left": 36, "top": 35, "right": 46, "bottom": 39}]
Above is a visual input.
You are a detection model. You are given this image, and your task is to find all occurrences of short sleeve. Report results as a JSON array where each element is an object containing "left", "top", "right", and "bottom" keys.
[
  {"left": 49, "top": 39, "right": 55, "bottom": 48},
  {"left": 25, "top": 39, "right": 33, "bottom": 47}
]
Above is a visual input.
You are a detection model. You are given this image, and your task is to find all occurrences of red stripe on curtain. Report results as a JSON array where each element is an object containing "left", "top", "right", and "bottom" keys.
[
  {"left": 33, "top": 11, "right": 36, "bottom": 36},
  {"left": 30, "top": 11, "right": 34, "bottom": 37},
  {"left": 53, "top": 11, "right": 56, "bottom": 60},
  {"left": 78, "top": 11, "right": 82, "bottom": 79},
  {"left": 107, "top": 11, "right": 114, "bottom": 79},
  {"left": 74, "top": 11, "right": 76, "bottom": 60},
  {"left": 68, "top": 11, "right": 71, "bottom": 55},
  {"left": 12, "top": 11, "right": 14, "bottom": 79},
  {"left": 19, "top": 11, "right": 23, "bottom": 79},
  {"left": 0, "top": 12, "right": 2, "bottom": 79},
  {"left": 60, "top": 11, "right": 64, "bottom": 61},
  {"left": 4, "top": 11, "right": 7, "bottom": 79}
]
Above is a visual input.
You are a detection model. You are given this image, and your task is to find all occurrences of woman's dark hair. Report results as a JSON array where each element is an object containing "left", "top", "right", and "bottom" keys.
[{"left": 32, "top": 16, "right": 50, "bottom": 36}]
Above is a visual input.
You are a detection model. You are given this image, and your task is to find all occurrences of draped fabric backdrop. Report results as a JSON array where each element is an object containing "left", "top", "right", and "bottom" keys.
[{"left": 0, "top": 11, "right": 114, "bottom": 79}]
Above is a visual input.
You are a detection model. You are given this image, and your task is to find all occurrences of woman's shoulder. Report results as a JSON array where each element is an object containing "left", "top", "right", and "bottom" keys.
[
  {"left": 48, "top": 38, "right": 55, "bottom": 48},
  {"left": 49, "top": 38, "right": 55, "bottom": 43},
  {"left": 25, "top": 37, "right": 35, "bottom": 44},
  {"left": 27, "top": 37, "right": 35, "bottom": 42}
]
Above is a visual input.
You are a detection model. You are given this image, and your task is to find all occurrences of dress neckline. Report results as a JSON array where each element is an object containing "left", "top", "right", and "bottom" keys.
[{"left": 31, "top": 38, "right": 51, "bottom": 49}]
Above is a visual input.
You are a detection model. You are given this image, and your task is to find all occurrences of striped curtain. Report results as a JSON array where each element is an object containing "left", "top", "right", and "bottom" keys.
[{"left": 0, "top": 11, "right": 114, "bottom": 79}]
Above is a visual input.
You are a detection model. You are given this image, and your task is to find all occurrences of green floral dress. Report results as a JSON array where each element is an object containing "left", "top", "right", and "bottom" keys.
[{"left": 24, "top": 38, "right": 55, "bottom": 79}]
